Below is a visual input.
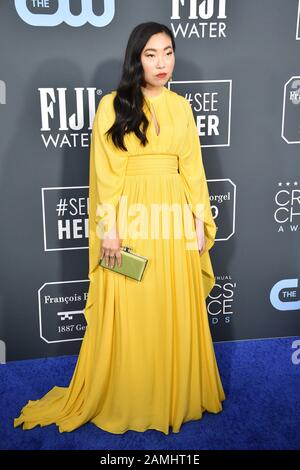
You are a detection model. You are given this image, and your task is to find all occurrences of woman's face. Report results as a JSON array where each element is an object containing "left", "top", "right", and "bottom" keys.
[{"left": 141, "top": 32, "right": 175, "bottom": 89}]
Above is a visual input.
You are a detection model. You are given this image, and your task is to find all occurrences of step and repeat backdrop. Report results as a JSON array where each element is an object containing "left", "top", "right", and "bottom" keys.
[{"left": 0, "top": 0, "right": 299, "bottom": 362}]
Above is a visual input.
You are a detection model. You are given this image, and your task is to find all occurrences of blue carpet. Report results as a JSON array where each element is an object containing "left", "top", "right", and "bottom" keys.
[{"left": 1, "top": 336, "right": 300, "bottom": 450}]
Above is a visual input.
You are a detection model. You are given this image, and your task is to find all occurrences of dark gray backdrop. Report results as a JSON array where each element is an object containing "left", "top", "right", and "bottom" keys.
[{"left": 0, "top": 0, "right": 299, "bottom": 362}]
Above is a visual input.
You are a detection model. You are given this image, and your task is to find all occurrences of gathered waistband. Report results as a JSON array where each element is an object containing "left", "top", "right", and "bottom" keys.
[{"left": 126, "top": 154, "right": 179, "bottom": 175}]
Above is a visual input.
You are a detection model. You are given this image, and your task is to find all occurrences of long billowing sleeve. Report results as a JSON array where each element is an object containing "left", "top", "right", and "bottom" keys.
[
  {"left": 86, "top": 93, "right": 128, "bottom": 310},
  {"left": 92, "top": 94, "right": 128, "bottom": 236},
  {"left": 179, "top": 98, "right": 217, "bottom": 298},
  {"left": 179, "top": 98, "right": 217, "bottom": 252}
]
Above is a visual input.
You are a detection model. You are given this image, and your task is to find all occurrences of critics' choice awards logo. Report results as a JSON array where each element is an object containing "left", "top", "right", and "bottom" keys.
[
  {"left": 42, "top": 187, "right": 89, "bottom": 251},
  {"left": 282, "top": 77, "right": 300, "bottom": 143},
  {"left": 39, "top": 87, "right": 100, "bottom": 149},
  {"left": 270, "top": 278, "right": 300, "bottom": 312},
  {"left": 274, "top": 181, "right": 299, "bottom": 233},
  {"left": 207, "top": 275, "right": 237, "bottom": 326},
  {"left": 170, "top": 0, "right": 228, "bottom": 39},
  {"left": 38, "top": 281, "right": 88, "bottom": 343},
  {"left": 170, "top": 80, "right": 232, "bottom": 147},
  {"left": 15, "top": 0, "right": 115, "bottom": 27}
]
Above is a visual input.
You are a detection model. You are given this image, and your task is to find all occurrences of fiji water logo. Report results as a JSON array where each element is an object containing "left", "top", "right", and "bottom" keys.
[
  {"left": 170, "top": 0, "right": 228, "bottom": 39},
  {"left": 38, "top": 86, "right": 101, "bottom": 148},
  {"left": 270, "top": 278, "right": 300, "bottom": 311},
  {"left": 14, "top": 0, "right": 115, "bottom": 27}
]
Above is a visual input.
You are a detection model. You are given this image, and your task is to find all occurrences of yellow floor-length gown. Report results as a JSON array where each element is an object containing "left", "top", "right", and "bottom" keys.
[{"left": 14, "top": 86, "right": 225, "bottom": 434}]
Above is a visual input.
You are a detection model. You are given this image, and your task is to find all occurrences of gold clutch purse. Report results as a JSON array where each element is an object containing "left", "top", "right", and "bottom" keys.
[{"left": 99, "top": 246, "right": 148, "bottom": 281}]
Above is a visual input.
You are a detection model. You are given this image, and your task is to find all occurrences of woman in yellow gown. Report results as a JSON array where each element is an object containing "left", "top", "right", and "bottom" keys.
[{"left": 14, "top": 22, "right": 225, "bottom": 435}]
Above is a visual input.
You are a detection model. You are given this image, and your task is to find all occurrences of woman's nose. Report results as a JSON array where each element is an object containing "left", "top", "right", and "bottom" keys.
[{"left": 156, "top": 58, "right": 166, "bottom": 68}]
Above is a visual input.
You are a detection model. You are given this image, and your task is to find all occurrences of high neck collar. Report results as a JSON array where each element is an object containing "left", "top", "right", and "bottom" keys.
[{"left": 143, "top": 86, "right": 166, "bottom": 102}]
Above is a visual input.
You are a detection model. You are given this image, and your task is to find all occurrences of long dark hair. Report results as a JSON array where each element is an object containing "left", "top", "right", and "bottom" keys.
[{"left": 105, "top": 22, "right": 176, "bottom": 151}]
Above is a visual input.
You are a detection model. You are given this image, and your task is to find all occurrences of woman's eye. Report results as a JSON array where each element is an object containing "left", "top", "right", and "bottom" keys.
[{"left": 146, "top": 52, "right": 173, "bottom": 58}]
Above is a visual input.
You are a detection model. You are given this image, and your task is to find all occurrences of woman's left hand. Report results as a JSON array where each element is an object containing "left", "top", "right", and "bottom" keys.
[{"left": 195, "top": 217, "right": 206, "bottom": 256}]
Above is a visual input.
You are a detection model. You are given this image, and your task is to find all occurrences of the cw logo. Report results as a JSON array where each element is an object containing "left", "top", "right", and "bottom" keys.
[
  {"left": 15, "top": 0, "right": 115, "bottom": 27},
  {"left": 270, "top": 278, "right": 300, "bottom": 311}
]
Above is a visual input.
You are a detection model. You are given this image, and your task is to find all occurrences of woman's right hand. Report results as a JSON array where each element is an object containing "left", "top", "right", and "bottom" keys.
[
  {"left": 100, "top": 229, "right": 122, "bottom": 268},
  {"left": 195, "top": 217, "right": 206, "bottom": 256}
]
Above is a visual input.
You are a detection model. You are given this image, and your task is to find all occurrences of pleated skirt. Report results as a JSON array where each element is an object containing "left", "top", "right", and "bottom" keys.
[{"left": 14, "top": 154, "right": 225, "bottom": 434}]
